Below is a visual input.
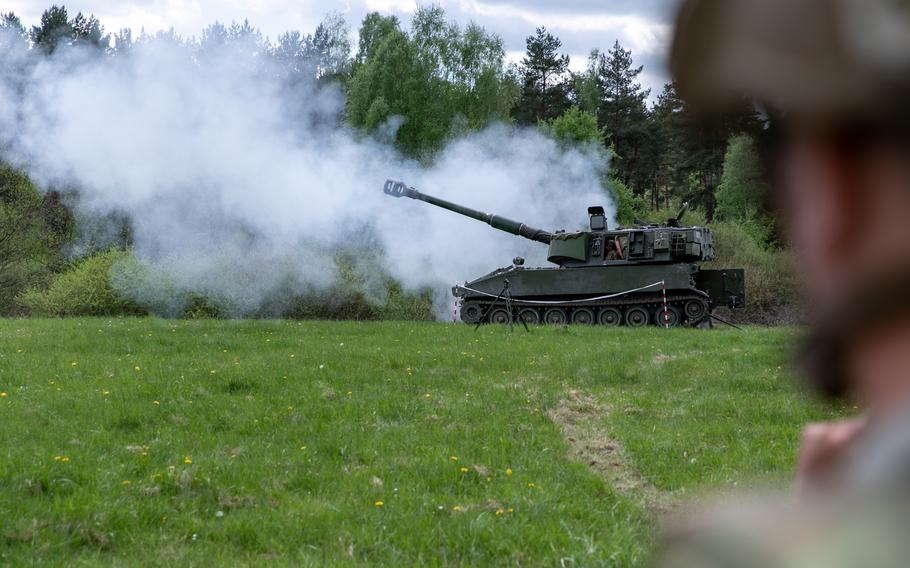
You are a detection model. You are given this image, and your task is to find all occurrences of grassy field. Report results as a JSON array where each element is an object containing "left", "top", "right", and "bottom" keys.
[{"left": 0, "top": 319, "right": 846, "bottom": 565}]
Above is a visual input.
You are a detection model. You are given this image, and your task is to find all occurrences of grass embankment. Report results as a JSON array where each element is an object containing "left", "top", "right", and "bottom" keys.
[{"left": 0, "top": 320, "right": 845, "bottom": 565}]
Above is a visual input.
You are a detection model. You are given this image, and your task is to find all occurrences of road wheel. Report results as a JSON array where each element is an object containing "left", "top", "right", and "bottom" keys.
[
  {"left": 518, "top": 308, "right": 540, "bottom": 325},
  {"left": 625, "top": 306, "right": 650, "bottom": 327},
  {"left": 571, "top": 308, "right": 595, "bottom": 325},
  {"left": 598, "top": 307, "right": 622, "bottom": 327},
  {"left": 654, "top": 305, "right": 681, "bottom": 328},
  {"left": 543, "top": 308, "right": 568, "bottom": 325},
  {"left": 684, "top": 300, "right": 707, "bottom": 322},
  {"left": 489, "top": 308, "right": 511, "bottom": 325},
  {"left": 461, "top": 302, "right": 483, "bottom": 324}
]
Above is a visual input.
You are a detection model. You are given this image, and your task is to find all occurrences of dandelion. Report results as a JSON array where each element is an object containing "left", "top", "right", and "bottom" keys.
[
  {"left": 507, "top": 508, "right": 514, "bottom": 513},
  {"left": 527, "top": 483, "right": 535, "bottom": 488},
  {"left": 209, "top": 370, "right": 216, "bottom": 374},
  {"left": 153, "top": 400, "right": 160, "bottom": 405},
  {"left": 184, "top": 457, "right": 192, "bottom": 465},
  {"left": 61, "top": 456, "right": 70, "bottom": 462},
  {"left": 134, "top": 366, "right": 141, "bottom": 372},
  {"left": 299, "top": 446, "right": 307, "bottom": 451},
  {"left": 424, "top": 393, "right": 431, "bottom": 399},
  {"left": 460, "top": 467, "right": 469, "bottom": 473},
  {"left": 16, "top": 348, "right": 22, "bottom": 353},
  {"left": 346, "top": 391, "right": 352, "bottom": 396},
  {"left": 0, "top": 392, "right": 7, "bottom": 397},
  {"left": 102, "top": 390, "right": 110, "bottom": 396},
  {"left": 70, "top": 362, "right": 77, "bottom": 367},
  {"left": 450, "top": 456, "right": 458, "bottom": 462},
  {"left": 122, "top": 480, "right": 131, "bottom": 485},
  {"left": 452, "top": 505, "right": 463, "bottom": 512},
  {"left": 506, "top": 468, "right": 513, "bottom": 476},
  {"left": 495, "top": 508, "right": 504, "bottom": 516},
  {"left": 374, "top": 501, "right": 384, "bottom": 508}
]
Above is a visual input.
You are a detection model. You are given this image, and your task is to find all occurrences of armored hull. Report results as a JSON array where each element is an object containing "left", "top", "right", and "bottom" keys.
[{"left": 455, "top": 263, "right": 744, "bottom": 327}]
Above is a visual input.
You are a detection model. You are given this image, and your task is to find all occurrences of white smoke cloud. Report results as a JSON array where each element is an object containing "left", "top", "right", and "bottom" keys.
[{"left": 0, "top": 32, "right": 614, "bottom": 317}]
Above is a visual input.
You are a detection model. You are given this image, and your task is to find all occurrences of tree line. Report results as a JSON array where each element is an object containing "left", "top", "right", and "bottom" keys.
[{"left": 0, "top": 5, "right": 782, "bottom": 320}]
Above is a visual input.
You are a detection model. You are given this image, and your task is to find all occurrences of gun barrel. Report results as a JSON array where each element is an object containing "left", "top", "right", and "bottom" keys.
[{"left": 383, "top": 180, "right": 552, "bottom": 244}]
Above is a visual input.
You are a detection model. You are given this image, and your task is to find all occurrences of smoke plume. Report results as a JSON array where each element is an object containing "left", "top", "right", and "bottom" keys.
[{"left": 0, "top": 30, "right": 613, "bottom": 317}]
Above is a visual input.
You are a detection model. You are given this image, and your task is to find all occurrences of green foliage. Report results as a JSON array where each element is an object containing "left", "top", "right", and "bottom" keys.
[
  {"left": 707, "top": 221, "right": 798, "bottom": 324},
  {"left": 512, "top": 27, "right": 572, "bottom": 124},
  {"left": 610, "top": 174, "right": 648, "bottom": 226},
  {"left": 17, "top": 249, "right": 146, "bottom": 316},
  {"left": 716, "top": 134, "right": 767, "bottom": 220},
  {"left": 0, "top": 319, "right": 844, "bottom": 564},
  {"left": 0, "top": 166, "right": 71, "bottom": 314},
  {"left": 29, "top": 5, "right": 108, "bottom": 53},
  {"left": 347, "top": 7, "right": 515, "bottom": 158},
  {"left": 539, "top": 107, "right": 603, "bottom": 147},
  {"left": 581, "top": 42, "right": 654, "bottom": 197},
  {"left": 715, "top": 134, "right": 778, "bottom": 244}
]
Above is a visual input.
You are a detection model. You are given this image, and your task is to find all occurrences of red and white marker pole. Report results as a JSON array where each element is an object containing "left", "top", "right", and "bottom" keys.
[{"left": 660, "top": 280, "right": 670, "bottom": 329}]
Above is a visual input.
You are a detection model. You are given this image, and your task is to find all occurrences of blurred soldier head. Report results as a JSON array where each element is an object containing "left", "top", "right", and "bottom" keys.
[{"left": 672, "top": 0, "right": 910, "bottom": 412}]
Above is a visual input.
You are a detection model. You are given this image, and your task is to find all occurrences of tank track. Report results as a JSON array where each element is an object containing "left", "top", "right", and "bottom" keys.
[{"left": 460, "top": 292, "right": 710, "bottom": 327}]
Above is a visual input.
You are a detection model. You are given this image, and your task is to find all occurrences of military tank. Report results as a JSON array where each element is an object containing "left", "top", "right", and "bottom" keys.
[{"left": 383, "top": 179, "right": 745, "bottom": 327}]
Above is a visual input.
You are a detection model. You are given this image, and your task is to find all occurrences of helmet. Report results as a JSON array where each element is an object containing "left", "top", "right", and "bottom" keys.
[{"left": 671, "top": 0, "right": 910, "bottom": 123}]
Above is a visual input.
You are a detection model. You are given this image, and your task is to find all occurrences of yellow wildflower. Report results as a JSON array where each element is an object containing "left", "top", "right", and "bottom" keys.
[
  {"left": 450, "top": 456, "right": 458, "bottom": 462},
  {"left": 153, "top": 400, "right": 160, "bottom": 405},
  {"left": 0, "top": 392, "right": 7, "bottom": 397},
  {"left": 122, "top": 480, "right": 131, "bottom": 485},
  {"left": 495, "top": 508, "right": 504, "bottom": 516},
  {"left": 70, "top": 362, "right": 77, "bottom": 367},
  {"left": 183, "top": 457, "right": 192, "bottom": 465},
  {"left": 452, "top": 505, "right": 463, "bottom": 512},
  {"left": 134, "top": 366, "right": 141, "bottom": 372},
  {"left": 506, "top": 468, "right": 513, "bottom": 476},
  {"left": 460, "top": 467, "right": 469, "bottom": 473},
  {"left": 374, "top": 501, "right": 384, "bottom": 508},
  {"left": 61, "top": 456, "right": 70, "bottom": 462},
  {"left": 527, "top": 483, "right": 535, "bottom": 488}
]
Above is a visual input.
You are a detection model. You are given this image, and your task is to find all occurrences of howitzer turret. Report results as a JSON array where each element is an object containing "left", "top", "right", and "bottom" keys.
[{"left": 383, "top": 179, "right": 746, "bottom": 327}]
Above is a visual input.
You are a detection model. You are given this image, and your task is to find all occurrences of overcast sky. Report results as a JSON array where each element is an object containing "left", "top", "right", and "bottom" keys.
[{"left": 7, "top": 0, "right": 680, "bottom": 99}]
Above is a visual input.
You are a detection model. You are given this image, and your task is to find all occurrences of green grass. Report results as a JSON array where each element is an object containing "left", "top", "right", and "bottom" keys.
[{"left": 0, "top": 319, "right": 846, "bottom": 565}]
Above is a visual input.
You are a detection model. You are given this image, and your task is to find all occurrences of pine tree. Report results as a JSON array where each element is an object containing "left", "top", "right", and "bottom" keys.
[
  {"left": 512, "top": 27, "right": 571, "bottom": 125},
  {"left": 584, "top": 41, "right": 652, "bottom": 197},
  {"left": 30, "top": 5, "right": 71, "bottom": 54}
]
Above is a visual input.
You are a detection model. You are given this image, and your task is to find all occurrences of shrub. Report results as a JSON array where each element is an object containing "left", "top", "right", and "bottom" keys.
[
  {"left": 707, "top": 221, "right": 800, "bottom": 325},
  {"left": 17, "top": 249, "right": 147, "bottom": 316}
]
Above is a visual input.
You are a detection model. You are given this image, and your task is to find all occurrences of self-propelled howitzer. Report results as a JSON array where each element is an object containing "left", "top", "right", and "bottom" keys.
[{"left": 383, "top": 179, "right": 745, "bottom": 327}]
